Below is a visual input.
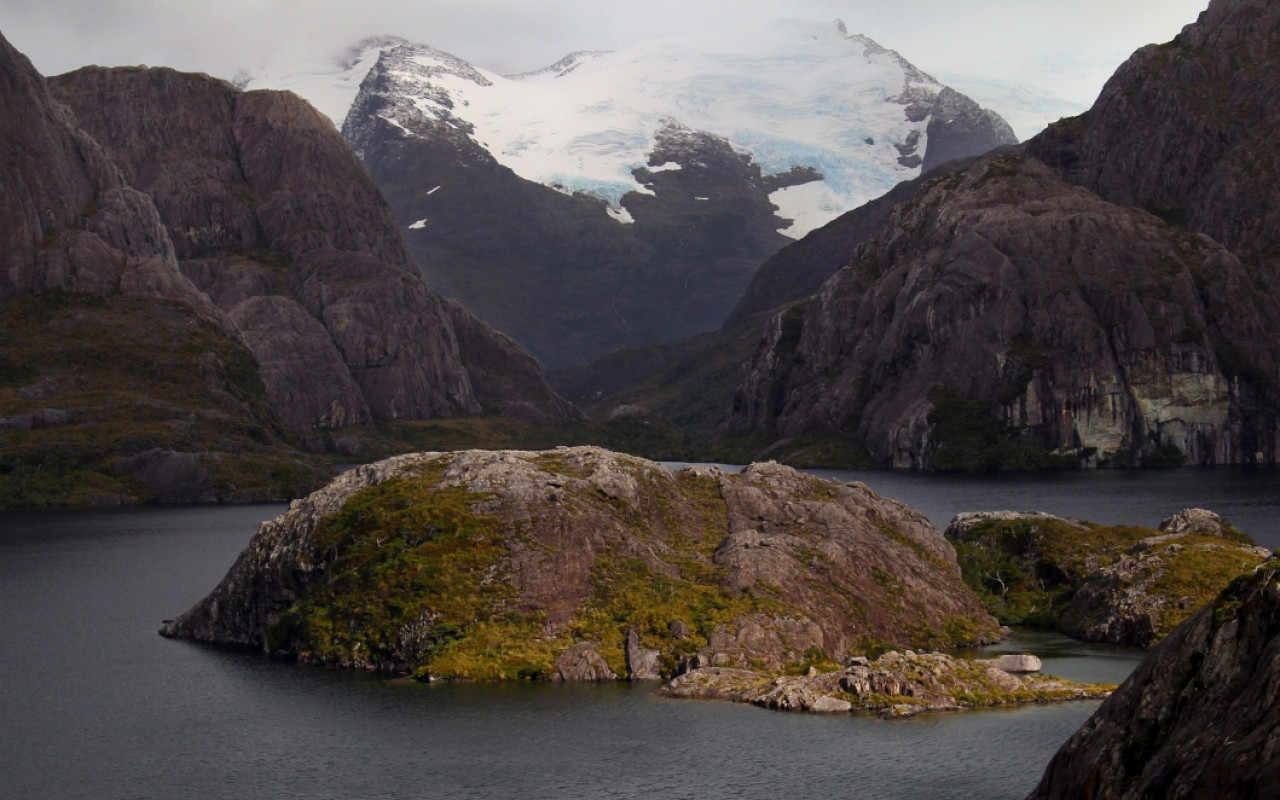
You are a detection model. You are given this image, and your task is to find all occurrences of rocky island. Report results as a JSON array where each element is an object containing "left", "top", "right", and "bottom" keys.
[
  {"left": 947, "top": 508, "right": 1270, "bottom": 647},
  {"left": 162, "top": 447, "right": 1009, "bottom": 682}
]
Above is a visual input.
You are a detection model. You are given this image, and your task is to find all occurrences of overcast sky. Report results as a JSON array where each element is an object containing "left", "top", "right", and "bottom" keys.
[{"left": 2, "top": 0, "right": 1209, "bottom": 108}]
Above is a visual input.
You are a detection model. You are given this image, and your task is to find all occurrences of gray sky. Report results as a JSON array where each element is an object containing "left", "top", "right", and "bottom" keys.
[{"left": 1, "top": 0, "right": 1209, "bottom": 107}]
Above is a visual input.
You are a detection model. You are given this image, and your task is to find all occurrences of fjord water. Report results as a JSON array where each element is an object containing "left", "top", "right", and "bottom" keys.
[{"left": 1, "top": 467, "right": 1272, "bottom": 799}]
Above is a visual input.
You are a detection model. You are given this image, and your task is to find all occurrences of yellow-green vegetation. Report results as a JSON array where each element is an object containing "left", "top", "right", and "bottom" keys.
[
  {"left": 0, "top": 292, "right": 328, "bottom": 506},
  {"left": 952, "top": 514, "right": 1266, "bottom": 644},
  {"left": 268, "top": 462, "right": 561, "bottom": 680},
  {"left": 555, "top": 467, "right": 781, "bottom": 677},
  {"left": 1121, "top": 534, "right": 1270, "bottom": 641},
  {"left": 951, "top": 516, "right": 1151, "bottom": 627}
]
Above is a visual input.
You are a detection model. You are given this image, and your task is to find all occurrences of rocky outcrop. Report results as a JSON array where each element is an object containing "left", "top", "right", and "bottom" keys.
[
  {"left": 1027, "top": 0, "right": 1280, "bottom": 275},
  {"left": 1060, "top": 510, "right": 1270, "bottom": 646},
  {"left": 728, "top": 153, "right": 1279, "bottom": 468},
  {"left": 663, "top": 649, "right": 1108, "bottom": 718},
  {"left": 922, "top": 87, "right": 1018, "bottom": 172},
  {"left": 947, "top": 509, "right": 1270, "bottom": 647},
  {"left": 161, "top": 447, "right": 1000, "bottom": 679},
  {"left": 49, "top": 65, "right": 576, "bottom": 430},
  {"left": 1027, "top": 559, "right": 1280, "bottom": 799}
]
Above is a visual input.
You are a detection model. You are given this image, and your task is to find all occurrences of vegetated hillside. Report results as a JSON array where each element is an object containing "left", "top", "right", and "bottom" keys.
[
  {"left": 728, "top": 153, "right": 1279, "bottom": 469},
  {"left": 1027, "top": 557, "right": 1280, "bottom": 799},
  {"left": 0, "top": 29, "right": 326, "bottom": 505},
  {"left": 50, "top": 66, "right": 576, "bottom": 435},
  {"left": 947, "top": 509, "right": 1269, "bottom": 647},
  {"left": 162, "top": 447, "right": 1001, "bottom": 680},
  {"left": 338, "top": 26, "right": 1014, "bottom": 368}
]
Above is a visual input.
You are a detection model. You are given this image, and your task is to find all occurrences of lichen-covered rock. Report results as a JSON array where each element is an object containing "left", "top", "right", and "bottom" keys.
[
  {"left": 1027, "top": 560, "right": 1280, "bottom": 799},
  {"left": 161, "top": 447, "right": 1000, "bottom": 680},
  {"left": 662, "top": 649, "right": 1109, "bottom": 717},
  {"left": 553, "top": 643, "right": 616, "bottom": 682},
  {"left": 947, "top": 509, "right": 1269, "bottom": 647}
]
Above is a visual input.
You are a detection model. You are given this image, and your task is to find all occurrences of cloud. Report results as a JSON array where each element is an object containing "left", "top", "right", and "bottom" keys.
[{"left": 0, "top": 0, "right": 1209, "bottom": 105}]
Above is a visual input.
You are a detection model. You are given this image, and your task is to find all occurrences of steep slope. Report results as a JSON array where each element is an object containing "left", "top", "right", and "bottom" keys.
[
  {"left": 0, "top": 30, "right": 326, "bottom": 504},
  {"left": 161, "top": 447, "right": 1001, "bottom": 679},
  {"left": 1028, "top": 0, "right": 1280, "bottom": 274},
  {"left": 1026, "top": 558, "right": 1280, "bottom": 799},
  {"left": 336, "top": 24, "right": 1014, "bottom": 367},
  {"left": 49, "top": 66, "right": 576, "bottom": 431},
  {"left": 728, "top": 154, "right": 1278, "bottom": 468}
]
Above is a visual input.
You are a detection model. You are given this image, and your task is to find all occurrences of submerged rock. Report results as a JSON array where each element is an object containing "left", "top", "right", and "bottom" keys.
[{"left": 161, "top": 447, "right": 1000, "bottom": 680}]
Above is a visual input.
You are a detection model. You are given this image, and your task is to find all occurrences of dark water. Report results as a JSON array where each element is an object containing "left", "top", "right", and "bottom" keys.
[{"left": 2, "top": 467, "right": 1272, "bottom": 799}]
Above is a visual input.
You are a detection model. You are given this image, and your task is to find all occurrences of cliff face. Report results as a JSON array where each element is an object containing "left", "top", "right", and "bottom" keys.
[
  {"left": 1028, "top": 0, "right": 1280, "bottom": 274},
  {"left": 49, "top": 66, "right": 576, "bottom": 430},
  {"left": 161, "top": 447, "right": 1000, "bottom": 679},
  {"left": 729, "top": 154, "right": 1278, "bottom": 467},
  {"left": 1027, "top": 559, "right": 1280, "bottom": 799},
  {"left": 0, "top": 37, "right": 214, "bottom": 315}
]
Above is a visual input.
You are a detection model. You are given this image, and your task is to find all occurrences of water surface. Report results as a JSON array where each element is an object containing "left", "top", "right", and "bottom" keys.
[{"left": 5, "top": 467, "right": 1271, "bottom": 798}]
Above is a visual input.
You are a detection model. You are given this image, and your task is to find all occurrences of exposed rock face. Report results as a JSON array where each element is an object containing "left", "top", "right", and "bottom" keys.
[
  {"left": 1027, "top": 0, "right": 1280, "bottom": 275},
  {"left": 721, "top": 167, "right": 946, "bottom": 328},
  {"left": 0, "top": 35, "right": 218, "bottom": 317},
  {"left": 947, "top": 509, "right": 1269, "bottom": 647},
  {"left": 922, "top": 88, "right": 1018, "bottom": 172},
  {"left": 663, "top": 650, "right": 1106, "bottom": 718},
  {"left": 1027, "top": 560, "right": 1280, "bottom": 799},
  {"left": 161, "top": 447, "right": 1000, "bottom": 679},
  {"left": 728, "top": 154, "right": 1279, "bottom": 467},
  {"left": 0, "top": 30, "right": 330, "bottom": 505},
  {"left": 49, "top": 65, "right": 575, "bottom": 429}
]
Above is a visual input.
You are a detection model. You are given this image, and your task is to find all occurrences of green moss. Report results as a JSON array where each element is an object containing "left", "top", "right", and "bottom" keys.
[
  {"left": 951, "top": 516, "right": 1149, "bottom": 627},
  {"left": 0, "top": 291, "right": 325, "bottom": 507},
  {"left": 269, "top": 463, "right": 547, "bottom": 672}
]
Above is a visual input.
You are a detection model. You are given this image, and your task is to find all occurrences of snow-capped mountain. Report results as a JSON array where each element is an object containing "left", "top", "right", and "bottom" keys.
[
  {"left": 251, "top": 19, "right": 1015, "bottom": 238},
  {"left": 243, "top": 20, "right": 1016, "bottom": 368}
]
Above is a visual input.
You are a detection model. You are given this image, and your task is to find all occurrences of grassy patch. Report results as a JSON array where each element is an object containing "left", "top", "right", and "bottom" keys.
[{"left": 0, "top": 292, "right": 326, "bottom": 507}]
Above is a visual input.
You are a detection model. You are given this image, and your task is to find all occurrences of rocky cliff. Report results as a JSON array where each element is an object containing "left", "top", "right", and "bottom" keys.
[
  {"left": 1027, "top": 557, "right": 1280, "bottom": 799},
  {"left": 49, "top": 66, "right": 576, "bottom": 431},
  {"left": 1027, "top": 0, "right": 1280, "bottom": 277},
  {"left": 728, "top": 153, "right": 1279, "bottom": 467},
  {"left": 0, "top": 30, "right": 330, "bottom": 504},
  {"left": 161, "top": 447, "right": 1001, "bottom": 679}
]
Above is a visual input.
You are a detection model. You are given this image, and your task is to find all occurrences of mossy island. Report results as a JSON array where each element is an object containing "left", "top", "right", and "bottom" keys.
[{"left": 946, "top": 509, "right": 1271, "bottom": 647}]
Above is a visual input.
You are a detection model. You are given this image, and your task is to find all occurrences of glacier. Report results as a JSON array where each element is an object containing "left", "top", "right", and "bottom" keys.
[{"left": 247, "top": 19, "right": 1017, "bottom": 238}]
